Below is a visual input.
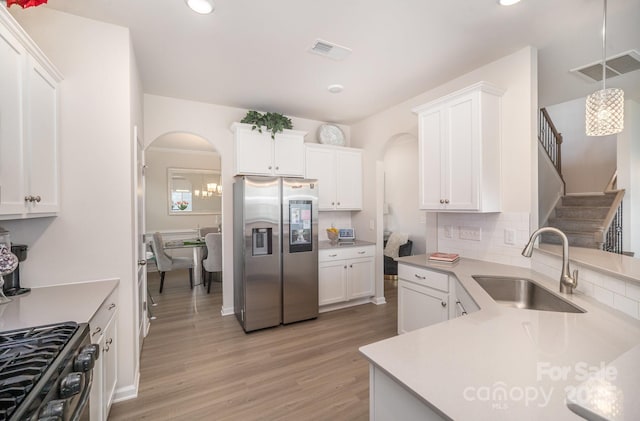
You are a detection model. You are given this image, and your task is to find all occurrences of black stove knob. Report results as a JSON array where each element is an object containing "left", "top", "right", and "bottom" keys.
[
  {"left": 59, "top": 372, "right": 84, "bottom": 399},
  {"left": 74, "top": 349, "right": 95, "bottom": 372},
  {"left": 39, "top": 399, "right": 66, "bottom": 418},
  {"left": 81, "top": 343, "right": 100, "bottom": 361}
]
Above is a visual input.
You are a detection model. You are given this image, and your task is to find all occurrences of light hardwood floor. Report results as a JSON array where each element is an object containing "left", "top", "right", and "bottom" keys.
[{"left": 109, "top": 270, "right": 398, "bottom": 420}]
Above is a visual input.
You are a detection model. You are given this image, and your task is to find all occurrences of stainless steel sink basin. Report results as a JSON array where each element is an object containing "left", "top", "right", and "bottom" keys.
[{"left": 472, "top": 276, "right": 586, "bottom": 313}]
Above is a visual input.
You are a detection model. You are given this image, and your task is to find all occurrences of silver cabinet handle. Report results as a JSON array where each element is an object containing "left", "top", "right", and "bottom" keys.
[
  {"left": 414, "top": 274, "right": 426, "bottom": 280},
  {"left": 337, "top": 202, "right": 340, "bottom": 205},
  {"left": 441, "top": 301, "right": 447, "bottom": 307},
  {"left": 456, "top": 300, "right": 467, "bottom": 315},
  {"left": 331, "top": 202, "right": 335, "bottom": 206},
  {"left": 440, "top": 199, "right": 445, "bottom": 204},
  {"left": 357, "top": 251, "right": 366, "bottom": 254},
  {"left": 275, "top": 166, "right": 279, "bottom": 170},
  {"left": 344, "top": 265, "right": 347, "bottom": 269},
  {"left": 445, "top": 199, "right": 449, "bottom": 204},
  {"left": 34, "top": 195, "right": 41, "bottom": 203},
  {"left": 91, "top": 327, "right": 102, "bottom": 337},
  {"left": 328, "top": 253, "right": 337, "bottom": 257},
  {"left": 268, "top": 166, "right": 272, "bottom": 170},
  {"left": 106, "top": 338, "right": 113, "bottom": 345},
  {"left": 138, "top": 260, "right": 147, "bottom": 266},
  {"left": 349, "top": 264, "right": 353, "bottom": 268},
  {"left": 108, "top": 303, "right": 116, "bottom": 310}
]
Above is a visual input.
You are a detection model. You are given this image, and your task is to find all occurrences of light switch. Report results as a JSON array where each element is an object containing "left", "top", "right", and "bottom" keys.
[{"left": 504, "top": 229, "right": 516, "bottom": 245}]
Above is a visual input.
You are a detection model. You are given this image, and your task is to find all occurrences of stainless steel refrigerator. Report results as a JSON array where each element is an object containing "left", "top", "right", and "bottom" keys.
[{"left": 233, "top": 176, "right": 319, "bottom": 332}]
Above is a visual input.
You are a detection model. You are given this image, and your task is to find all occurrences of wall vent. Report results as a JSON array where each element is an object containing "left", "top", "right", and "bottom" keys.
[
  {"left": 571, "top": 50, "right": 640, "bottom": 82},
  {"left": 309, "top": 39, "right": 352, "bottom": 61}
]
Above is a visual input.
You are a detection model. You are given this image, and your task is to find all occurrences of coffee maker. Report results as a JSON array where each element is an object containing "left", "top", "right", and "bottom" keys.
[
  {"left": 4, "top": 244, "right": 30, "bottom": 296},
  {"left": 0, "top": 227, "right": 30, "bottom": 296}
]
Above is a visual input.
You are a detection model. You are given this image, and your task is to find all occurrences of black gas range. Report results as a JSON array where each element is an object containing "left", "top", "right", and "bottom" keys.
[{"left": 0, "top": 322, "right": 97, "bottom": 421}]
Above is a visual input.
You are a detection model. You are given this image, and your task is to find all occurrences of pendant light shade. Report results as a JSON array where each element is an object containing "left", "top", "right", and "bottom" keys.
[
  {"left": 585, "top": 0, "right": 624, "bottom": 136},
  {"left": 586, "top": 88, "right": 624, "bottom": 136}
]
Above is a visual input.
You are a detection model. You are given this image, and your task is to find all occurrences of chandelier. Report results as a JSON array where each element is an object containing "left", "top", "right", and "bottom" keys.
[{"left": 585, "top": 0, "right": 624, "bottom": 136}]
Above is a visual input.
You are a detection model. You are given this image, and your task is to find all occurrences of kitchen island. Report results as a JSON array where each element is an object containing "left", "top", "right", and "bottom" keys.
[{"left": 359, "top": 256, "right": 640, "bottom": 420}]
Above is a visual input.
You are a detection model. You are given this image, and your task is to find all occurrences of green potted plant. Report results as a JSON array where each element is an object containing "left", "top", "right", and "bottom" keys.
[{"left": 241, "top": 110, "right": 293, "bottom": 139}]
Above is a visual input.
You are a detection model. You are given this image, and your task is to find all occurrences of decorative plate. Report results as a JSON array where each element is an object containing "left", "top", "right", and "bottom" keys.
[{"left": 318, "top": 124, "right": 346, "bottom": 146}]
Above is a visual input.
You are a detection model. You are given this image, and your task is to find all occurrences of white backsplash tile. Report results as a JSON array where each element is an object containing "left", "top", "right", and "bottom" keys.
[
  {"left": 613, "top": 294, "right": 640, "bottom": 319},
  {"left": 318, "top": 212, "right": 352, "bottom": 241},
  {"left": 437, "top": 212, "right": 530, "bottom": 267}
]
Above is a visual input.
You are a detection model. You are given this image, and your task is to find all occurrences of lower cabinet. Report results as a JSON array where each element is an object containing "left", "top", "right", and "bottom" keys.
[
  {"left": 319, "top": 245, "right": 375, "bottom": 308},
  {"left": 397, "top": 264, "right": 479, "bottom": 334},
  {"left": 89, "top": 289, "right": 118, "bottom": 421}
]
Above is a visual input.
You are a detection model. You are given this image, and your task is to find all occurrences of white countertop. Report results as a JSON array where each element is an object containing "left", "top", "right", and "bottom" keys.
[
  {"left": 359, "top": 256, "right": 640, "bottom": 420},
  {"left": 538, "top": 244, "right": 640, "bottom": 285},
  {"left": 318, "top": 239, "right": 376, "bottom": 250},
  {"left": 0, "top": 279, "right": 119, "bottom": 332}
]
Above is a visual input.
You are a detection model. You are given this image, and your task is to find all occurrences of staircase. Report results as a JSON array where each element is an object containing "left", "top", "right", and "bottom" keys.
[{"left": 543, "top": 191, "right": 623, "bottom": 250}]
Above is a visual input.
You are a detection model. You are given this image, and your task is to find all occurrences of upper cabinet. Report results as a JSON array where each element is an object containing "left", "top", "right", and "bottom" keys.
[
  {"left": 231, "top": 122, "right": 307, "bottom": 177},
  {"left": 0, "top": 8, "right": 62, "bottom": 220},
  {"left": 305, "top": 144, "right": 362, "bottom": 211},
  {"left": 413, "top": 82, "right": 503, "bottom": 212}
]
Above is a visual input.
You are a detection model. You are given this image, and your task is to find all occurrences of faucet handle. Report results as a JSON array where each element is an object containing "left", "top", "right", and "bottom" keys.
[{"left": 572, "top": 269, "right": 579, "bottom": 288}]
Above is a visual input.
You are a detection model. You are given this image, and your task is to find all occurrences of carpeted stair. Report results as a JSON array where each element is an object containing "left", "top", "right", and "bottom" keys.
[{"left": 543, "top": 192, "right": 618, "bottom": 249}]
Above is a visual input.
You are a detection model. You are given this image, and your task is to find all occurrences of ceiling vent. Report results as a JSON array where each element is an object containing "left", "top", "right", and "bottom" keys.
[
  {"left": 309, "top": 39, "right": 352, "bottom": 61},
  {"left": 571, "top": 50, "right": 640, "bottom": 82}
]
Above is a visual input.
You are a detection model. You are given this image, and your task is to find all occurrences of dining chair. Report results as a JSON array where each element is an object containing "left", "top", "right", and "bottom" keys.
[
  {"left": 198, "top": 226, "right": 220, "bottom": 270},
  {"left": 202, "top": 233, "right": 222, "bottom": 294},
  {"left": 150, "top": 232, "right": 194, "bottom": 293}
]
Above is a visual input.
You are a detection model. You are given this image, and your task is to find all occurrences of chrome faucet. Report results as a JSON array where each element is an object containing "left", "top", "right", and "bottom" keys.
[{"left": 522, "top": 227, "right": 578, "bottom": 294}]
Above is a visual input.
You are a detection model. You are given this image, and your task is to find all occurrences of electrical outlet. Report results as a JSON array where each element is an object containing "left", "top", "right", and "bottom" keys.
[
  {"left": 504, "top": 229, "right": 516, "bottom": 245},
  {"left": 444, "top": 225, "right": 453, "bottom": 238},
  {"left": 459, "top": 226, "right": 481, "bottom": 241},
  {"left": 369, "top": 219, "right": 375, "bottom": 230}
]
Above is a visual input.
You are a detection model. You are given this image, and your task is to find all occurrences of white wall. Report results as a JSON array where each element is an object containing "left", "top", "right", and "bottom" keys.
[
  {"left": 144, "top": 94, "right": 351, "bottom": 315},
  {"left": 7, "top": 8, "right": 141, "bottom": 399},
  {"left": 546, "top": 98, "right": 617, "bottom": 193},
  {"left": 145, "top": 147, "right": 221, "bottom": 232},
  {"left": 350, "top": 47, "right": 538, "bottom": 280},
  {"left": 538, "top": 143, "right": 564, "bottom": 226},
  {"left": 617, "top": 99, "right": 640, "bottom": 256},
  {"left": 383, "top": 134, "right": 426, "bottom": 256}
]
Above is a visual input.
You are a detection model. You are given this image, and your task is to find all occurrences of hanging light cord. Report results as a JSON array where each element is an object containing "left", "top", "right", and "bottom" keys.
[{"left": 601, "top": 0, "right": 607, "bottom": 89}]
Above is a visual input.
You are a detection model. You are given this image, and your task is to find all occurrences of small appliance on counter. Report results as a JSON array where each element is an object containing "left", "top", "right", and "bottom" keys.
[
  {"left": 338, "top": 228, "right": 355, "bottom": 241},
  {"left": 4, "top": 244, "right": 30, "bottom": 296}
]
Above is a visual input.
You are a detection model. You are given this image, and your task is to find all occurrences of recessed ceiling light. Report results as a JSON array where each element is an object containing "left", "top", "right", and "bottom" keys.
[
  {"left": 186, "top": 0, "right": 214, "bottom": 14},
  {"left": 328, "top": 84, "right": 344, "bottom": 94},
  {"left": 498, "top": 0, "right": 521, "bottom": 5}
]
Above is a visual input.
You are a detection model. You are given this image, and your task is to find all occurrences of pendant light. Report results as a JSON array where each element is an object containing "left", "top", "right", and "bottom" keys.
[{"left": 585, "top": 0, "right": 624, "bottom": 136}]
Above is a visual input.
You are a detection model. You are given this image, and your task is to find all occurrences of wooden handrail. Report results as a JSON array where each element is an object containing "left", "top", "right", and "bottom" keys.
[
  {"left": 604, "top": 170, "right": 618, "bottom": 192},
  {"left": 539, "top": 108, "right": 565, "bottom": 194}
]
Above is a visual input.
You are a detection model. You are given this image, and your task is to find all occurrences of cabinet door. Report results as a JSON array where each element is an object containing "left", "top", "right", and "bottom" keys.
[
  {"left": 398, "top": 279, "right": 448, "bottom": 334},
  {"left": 445, "top": 92, "right": 479, "bottom": 210},
  {"left": 235, "top": 129, "right": 273, "bottom": 175},
  {"left": 319, "top": 260, "right": 347, "bottom": 305},
  {"left": 418, "top": 107, "right": 446, "bottom": 210},
  {"left": 273, "top": 132, "right": 304, "bottom": 176},
  {"left": 335, "top": 149, "right": 362, "bottom": 210},
  {"left": 305, "top": 146, "right": 337, "bottom": 210},
  {"left": 89, "top": 330, "right": 104, "bottom": 421},
  {"left": 0, "top": 25, "right": 27, "bottom": 215},
  {"left": 25, "top": 58, "right": 59, "bottom": 214},
  {"left": 102, "top": 313, "right": 118, "bottom": 420},
  {"left": 347, "top": 257, "right": 374, "bottom": 299}
]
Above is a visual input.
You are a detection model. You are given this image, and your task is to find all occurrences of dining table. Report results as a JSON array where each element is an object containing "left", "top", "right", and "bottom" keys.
[{"left": 163, "top": 238, "right": 207, "bottom": 287}]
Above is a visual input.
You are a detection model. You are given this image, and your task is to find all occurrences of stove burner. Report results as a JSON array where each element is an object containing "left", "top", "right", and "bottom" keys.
[{"left": 0, "top": 322, "right": 79, "bottom": 420}]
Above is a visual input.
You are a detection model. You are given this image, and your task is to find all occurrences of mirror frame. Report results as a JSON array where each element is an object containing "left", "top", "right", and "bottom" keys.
[{"left": 167, "top": 168, "right": 221, "bottom": 216}]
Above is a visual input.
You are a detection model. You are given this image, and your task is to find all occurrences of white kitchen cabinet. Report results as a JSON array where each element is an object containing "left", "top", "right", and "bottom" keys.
[
  {"left": 305, "top": 144, "right": 362, "bottom": 211},
  {"left": 231, "top": 122, "right": 307, "bottom": 177},
  {"left": 453, "top": 277, "right": 480, "bottom": 317},
  {"left": 397, "top": 264, "right": 450, "bottom": 334},
  {"left": 0, "top": 8, "right": 61, "bottom": 219},
  {"left": 413, "top": 82, "right": 503, "bottom": 212},
  {"left": 89, "top": 289, "right": 118, "bottom": 421},
  {"left": 318, "top": 245, "right": 374, "bottom": 308}
]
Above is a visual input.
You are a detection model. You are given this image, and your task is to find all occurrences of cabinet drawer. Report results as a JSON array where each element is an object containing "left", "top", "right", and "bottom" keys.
[
  {"left": 319, "top": 245, "right": 374, "bottom": 262},
  {"left": 90, "top": 288, "right": 118, "bottom": 340},
  {"left": 398, "top": 264, "right": 449, "bottom": 292}
]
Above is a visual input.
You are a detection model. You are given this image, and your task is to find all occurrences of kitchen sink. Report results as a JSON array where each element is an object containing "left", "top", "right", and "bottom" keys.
[{"left": 472, "top": 276, "right": 586, "bottom": 313}]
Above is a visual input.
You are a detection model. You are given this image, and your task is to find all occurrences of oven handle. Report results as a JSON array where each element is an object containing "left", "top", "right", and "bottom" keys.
[{"left": 70, "top": 363, "right": 93, "bottom": 421}]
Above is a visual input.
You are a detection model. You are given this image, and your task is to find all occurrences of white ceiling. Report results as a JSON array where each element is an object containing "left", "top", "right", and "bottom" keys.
[{"left": 21, "top": 0, "right": 640, "bottom": 124}]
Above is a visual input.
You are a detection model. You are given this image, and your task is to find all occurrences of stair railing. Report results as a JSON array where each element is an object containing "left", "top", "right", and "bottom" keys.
[
  {"left": 600, "top": 190, "right": 625, "bottom": 254},
  {"left": 539, "top": 108, "right": 565, "bottom": 193},
  {"left": 604, "top": 170, "right": 618, "bottom": 192}
]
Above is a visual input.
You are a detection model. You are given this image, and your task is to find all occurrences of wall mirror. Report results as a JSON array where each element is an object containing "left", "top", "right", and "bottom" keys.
[{"left": 168, "top": 168, "right": 222, "bottom": 215}]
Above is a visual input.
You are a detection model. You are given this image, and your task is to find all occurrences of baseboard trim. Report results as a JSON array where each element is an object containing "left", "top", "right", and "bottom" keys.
[
  {"left": 319, "top": 297, "right": 373, "bottom": 313},
  {"left": 371, "top": 296, "right": 387, "bottom": 305},
  {"left": 220, "top": 305, "right": 234, "bottom": 316},
  {"left": 113, "top": 371, "right": 139, "bottom": 403}
]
